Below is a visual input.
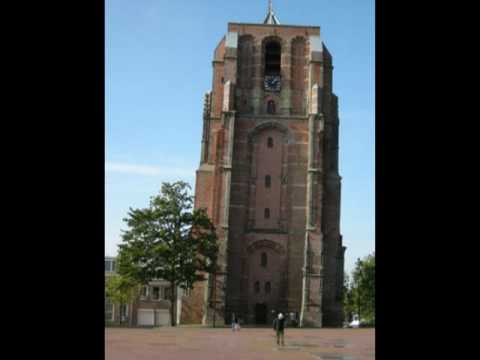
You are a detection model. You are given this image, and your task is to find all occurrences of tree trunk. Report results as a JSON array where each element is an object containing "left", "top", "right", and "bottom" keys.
[
  {"left": 212, "top": 273, "right": 216, "bottom": 328},
  {"left": 119, "top": 302, "right": 123, "bottom": 326},
  {"left": 129, "top": 301, "right": 133, "bottom": 327},
  {"left": 170, "top": 282, "right": 176, "bottom": 326},
  {"left": 356, "top": 292, "right": 361, "bottom": 320}
]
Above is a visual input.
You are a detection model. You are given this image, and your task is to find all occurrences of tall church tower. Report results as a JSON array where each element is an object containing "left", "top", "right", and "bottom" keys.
[{"left": 186, "top": 2, "right": 345, "bottom": 327}]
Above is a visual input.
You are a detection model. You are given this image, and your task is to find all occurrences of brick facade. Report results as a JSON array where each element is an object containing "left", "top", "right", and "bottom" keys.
[{"left": 185, "top": 19, "right": 345, "bottom": 328}]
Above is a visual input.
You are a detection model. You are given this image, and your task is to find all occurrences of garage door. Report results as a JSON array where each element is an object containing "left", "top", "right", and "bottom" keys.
[
  {"left": 137, "top": 309, "right": 171, "bottom": 326},
  {"left": 137, "top": 309, "right": 154, "bottom": 326},
  {"left": 155, "top": 309, "right": 170, "bottom": 326}
]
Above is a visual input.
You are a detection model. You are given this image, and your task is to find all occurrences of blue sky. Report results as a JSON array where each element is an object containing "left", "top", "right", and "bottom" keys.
[{"left": 106, "top": 0, "right": 375, "bottom": 275}]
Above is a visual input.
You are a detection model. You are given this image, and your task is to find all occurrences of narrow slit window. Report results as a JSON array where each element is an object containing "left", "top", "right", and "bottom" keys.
[
  {"left": 267, "top": 137, "right": 273, "bottom": 148},
  {"left": 265, "top": 282, "right": 271, "bottom": 294},
  {"left": 261, "top": 252, "right": 268, "bottom": 267},
  {"left": 265, "top": 175, "right": 271, "bottom": 188},
  {"left": 267, "top": 99, "right": 276, "bottom": 114},
  {"left": 264, "top": 208, "right": 270, "bottom": 219}
]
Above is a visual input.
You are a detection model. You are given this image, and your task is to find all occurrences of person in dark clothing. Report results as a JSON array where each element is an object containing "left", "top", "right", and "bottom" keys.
[
  {"left": 273, "top": 312, "right": 286, "bottom": 346},
  {"left": 231, "top": 313, "right": 237, "bottom": 332}
]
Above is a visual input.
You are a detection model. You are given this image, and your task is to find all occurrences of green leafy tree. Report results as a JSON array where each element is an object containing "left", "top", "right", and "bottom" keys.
[
  {"left": 342, "top": 252, "right": 375, "bottom": 326},
  {"left": 351, "top": 252, "right": 375, "bottom": 323},
  {"left": 117, "top": 181, "right": 219, "bottom": 326},
  {"left": 343, "top": 272, "right": 355, "bottom": 323},
  {"left": 105, "top": 274, "right": 141, "bottom": 326}
]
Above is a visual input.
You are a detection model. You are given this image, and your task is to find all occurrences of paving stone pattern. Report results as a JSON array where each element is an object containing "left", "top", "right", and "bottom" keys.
[{"left": 106, "top": 327, "right": 374, "bottom": 360}]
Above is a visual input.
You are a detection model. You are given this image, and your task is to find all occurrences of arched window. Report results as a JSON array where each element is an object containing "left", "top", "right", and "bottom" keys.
[
  {"left": 267, "top": 99, "right": 276, "bottom": 114},
  {"left": 265, "top": 41, "right": 281, "bottom": 76},
  {"left": 261, "top": 252, "right": 268, "bottom": 267},
  {"left": 254, "top": 281, "right": 260, "bottom": 293},
  {"left": 265, "top": 175, "right": 271, "bottom": 188},
  {"left": 264, "top": 208, "right": 270, "bottom": 219},
  {"left": 265, "top": 282, "right": 271, "bottom": 294},
  {"left": 267, "top": 137, "right": 274, "bottom": 148}
]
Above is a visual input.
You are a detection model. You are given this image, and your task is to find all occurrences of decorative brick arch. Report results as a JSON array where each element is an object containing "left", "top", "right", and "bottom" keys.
[
  {"left": 247, "top": 120, "right": 293, "bottom": 145},
  {"left": 291, "top": 35, "right": 308, "bottom": 49},
  {"left": 261, "top": 35, "right": 286, "bottom": 52},
  {"left": 247, "top": 239, "right": 286, "bottom": 255}
]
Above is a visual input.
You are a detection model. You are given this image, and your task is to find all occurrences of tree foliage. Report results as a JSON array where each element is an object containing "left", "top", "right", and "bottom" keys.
[
  {"left": 343, "top": 272, "right": 355, "bottom": 322},
  {"left": 343, "top": 252, "right": 375, "bottom": 324},
  {"left": 116, "top": 181, "right": 219, "bottom": 326},
  {"left": 105, "top": 274, "right": 141, "bottom": 325}
]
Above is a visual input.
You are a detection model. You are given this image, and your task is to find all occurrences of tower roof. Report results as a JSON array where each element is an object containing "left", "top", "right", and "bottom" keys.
[{"left": 263, "top": 0, "right": 280, "bottom": 25}]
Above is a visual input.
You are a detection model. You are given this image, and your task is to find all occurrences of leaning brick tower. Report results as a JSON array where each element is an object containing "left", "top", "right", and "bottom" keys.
[{"left": 183, "top": 1, "right": 346, "bottom": 327}]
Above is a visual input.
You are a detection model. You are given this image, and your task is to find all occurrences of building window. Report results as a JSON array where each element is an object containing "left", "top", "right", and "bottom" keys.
[
  {"left": 265, "top": 282, "right": 271, "bottom": 294},
  {"left": 265, "top": 41, "right": 281, "bottom": 76},
  {"left": 141, "top": 286, "right": 149, "bottom": 299},
  {"left": 105, "top": 259, "right": 116, "bottom": 272},
  {"left": 164, "top": 287, "right": 172, "bottom": 300},
  {"left": 265, "top": 175, "right": 271, "bottom": 188},
  {"left": 267, "top": 137, "right": 274, "bottom": 148},
  {"left": 264, "top": 208, "right": 270, "bottom": 219},
  {"left": 105, "top": 299, "right": 114, "bottom": 321},
  {"left": 254, "top": 281, "right": 260, "bottom": 294},
  {"left": 261, "top": 252, "right": 268, "bottom": 267},
  {"left": 267, "top": 99, "right": 276, "bottom": 114},
  {"left": 152, "top": 286, "right": 160, "bottom": 301}
]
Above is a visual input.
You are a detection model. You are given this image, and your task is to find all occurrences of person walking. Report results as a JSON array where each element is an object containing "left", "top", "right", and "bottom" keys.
[
  {"left": 231, "top": 313, "right": 237, "bottom": 332},
  {"left": 273, "top": 312, "right": 286, "bottom": 346}
]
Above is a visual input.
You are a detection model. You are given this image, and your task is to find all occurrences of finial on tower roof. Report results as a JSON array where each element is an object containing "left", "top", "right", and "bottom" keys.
[{"left": 263, "top": 0, "right": 280, "bottom": 25}]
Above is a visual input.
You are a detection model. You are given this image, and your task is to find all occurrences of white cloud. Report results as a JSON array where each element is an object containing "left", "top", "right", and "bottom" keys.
[{"left": 106, "top": 162, "right": 195, "bottom": 177}]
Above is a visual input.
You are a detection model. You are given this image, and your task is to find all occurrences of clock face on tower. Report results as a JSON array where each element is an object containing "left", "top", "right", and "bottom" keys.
[{"left": 264, "top": 75, "right": 281, "bottom": 92}]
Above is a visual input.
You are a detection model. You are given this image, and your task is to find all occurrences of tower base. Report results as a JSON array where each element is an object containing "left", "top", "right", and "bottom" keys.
[{"left": 301, "top": 308, "right": 323, "bottom": 327}]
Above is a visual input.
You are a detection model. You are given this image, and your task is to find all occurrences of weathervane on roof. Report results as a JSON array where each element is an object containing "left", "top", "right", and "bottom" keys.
[{"left": 264, "top": 0, "right": 280, "bottom": 25}]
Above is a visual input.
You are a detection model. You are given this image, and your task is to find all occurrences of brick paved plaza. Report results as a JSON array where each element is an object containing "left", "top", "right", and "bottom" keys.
[{"left": 105, "top": 327, "right": 375, "bottom": 360}]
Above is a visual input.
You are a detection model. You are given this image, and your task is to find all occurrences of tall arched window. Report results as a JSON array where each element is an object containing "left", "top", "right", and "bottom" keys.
[
  {"left": 265, "top": 41, "right": 281, "bottom": 76},
  {"left": 261, "top": 252, "right": 268, "bottom": 267},
  {"left": 265, "top": 175, "right": 271, "bottom": 188},
  {"left": 254, "top": 281, "right": 260, "bottom": 293}
]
